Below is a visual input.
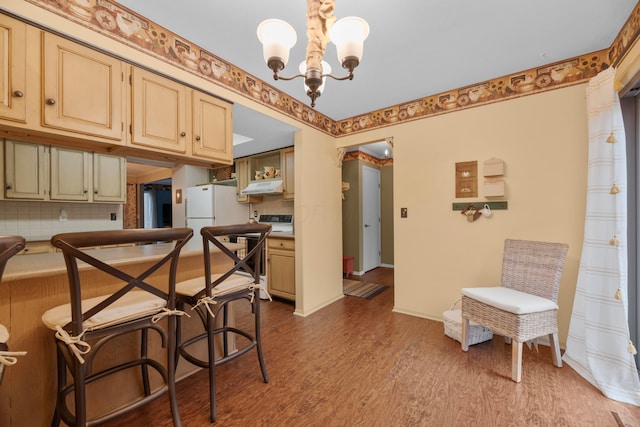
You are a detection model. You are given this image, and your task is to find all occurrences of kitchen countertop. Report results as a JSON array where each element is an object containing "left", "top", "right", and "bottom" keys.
[
  {"left": 3, "top": 242, "right": 241, "bottom": 282},
  {"left": 269, "top": 232, "right": 294, "bottom": 239}
]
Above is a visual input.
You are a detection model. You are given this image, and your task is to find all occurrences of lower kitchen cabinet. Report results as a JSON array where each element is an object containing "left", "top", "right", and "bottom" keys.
[{"left": 267, "top": 237, "right": 295, "bottom": 301}]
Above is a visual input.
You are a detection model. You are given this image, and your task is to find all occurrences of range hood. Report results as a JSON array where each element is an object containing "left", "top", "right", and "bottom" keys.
[{"left": 241, "top": 179, "right": 283, "bottom": 195}]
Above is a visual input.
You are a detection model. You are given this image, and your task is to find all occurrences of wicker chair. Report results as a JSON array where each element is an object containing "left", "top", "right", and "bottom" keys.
[
  {"left": 0, "top": 235, "right": 26, "bottom": 385},
  {"left": 42, "top": 228, "right": 193, "bottom": 426},
  {"left": 460, "top": 239, "right": 569, "bottom": 382},
  {"left": 175, "top": 223, "right": 271, "bottom": 422}
]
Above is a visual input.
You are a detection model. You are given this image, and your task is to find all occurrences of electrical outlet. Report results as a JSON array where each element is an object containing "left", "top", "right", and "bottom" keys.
[
  {"left": 110, "top": 213, "right": 117, "bottom": 221},
  {"left": 400, "top": 207, "right": 408, "bottom": 218},
  {"left": 59, "top": 209, "right": 68, "bottom": 222},
  {"left": 254, "top": 210, "right": 258, "bottom": 218}
]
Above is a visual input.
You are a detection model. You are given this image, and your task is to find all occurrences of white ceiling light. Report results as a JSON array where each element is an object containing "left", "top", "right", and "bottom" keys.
[{"left": 257, "top": 0, "right": 369, "bottom": 108}]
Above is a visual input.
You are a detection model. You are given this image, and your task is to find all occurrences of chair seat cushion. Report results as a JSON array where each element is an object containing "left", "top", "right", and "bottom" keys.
[
  {"left": 176, "top": 273, "right": 255, "bottom": 298},
  {"left": 461, "top": 287, "right": 558, "bottom": 314},
  {"left": 42, "top": 291, "right": 166, "bottom": 331}
]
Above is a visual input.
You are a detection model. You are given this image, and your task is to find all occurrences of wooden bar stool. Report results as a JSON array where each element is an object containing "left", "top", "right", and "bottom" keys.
[
  {"left": 0, "top": 235, "right": 26, "bottom": 386},
  {"left": 42, "top": 228, "right": 193, "bottom": 426},
  {"left": 175, "top": 223, "right": 271, "bottom": 422}
]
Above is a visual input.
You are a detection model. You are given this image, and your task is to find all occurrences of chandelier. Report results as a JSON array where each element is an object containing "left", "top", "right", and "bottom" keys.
[{"left": 257, "top": 0, "right": 369, "bottom": 108}]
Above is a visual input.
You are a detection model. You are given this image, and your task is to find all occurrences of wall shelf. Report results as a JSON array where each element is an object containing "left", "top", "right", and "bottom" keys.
[{"left": 452, "top": 201, "right": 508, "bottom": 211}]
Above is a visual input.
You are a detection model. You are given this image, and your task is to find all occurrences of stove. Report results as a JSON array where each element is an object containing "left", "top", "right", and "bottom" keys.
[{"left": 257, "top": 214, "right": 294, "bottom": 233}]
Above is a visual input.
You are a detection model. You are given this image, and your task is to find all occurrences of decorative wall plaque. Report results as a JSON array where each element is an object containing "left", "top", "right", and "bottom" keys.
[{"left": 455, "top": 161, "right": 478, "bottom": 198}]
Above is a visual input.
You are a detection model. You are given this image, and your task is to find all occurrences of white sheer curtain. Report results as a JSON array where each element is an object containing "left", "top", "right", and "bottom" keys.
[{"left": 563, "top": 66, "right": 640, "bottom": 405}]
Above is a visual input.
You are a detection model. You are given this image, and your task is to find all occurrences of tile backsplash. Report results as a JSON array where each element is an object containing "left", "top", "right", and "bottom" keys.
[
  {"left": 0, "top": 201, "right": 123, "bottom": 241},
  {"left": 250, "top": 197, "right": 293, "bottom": 220}
]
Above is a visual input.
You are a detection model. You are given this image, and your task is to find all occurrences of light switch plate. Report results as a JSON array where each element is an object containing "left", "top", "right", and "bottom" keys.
[{"left": 401, "top": 208, "right": 408, "bottom": 218}]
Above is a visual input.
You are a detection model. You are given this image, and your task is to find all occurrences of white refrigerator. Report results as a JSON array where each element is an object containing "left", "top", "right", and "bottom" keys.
[{"left": 185, "top": 184, "right": 250, "bottom": 248}]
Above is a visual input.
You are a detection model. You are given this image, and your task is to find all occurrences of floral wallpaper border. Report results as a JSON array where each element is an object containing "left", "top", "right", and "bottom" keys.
[
  {"left": 343, "top": 150, "right": 393, "bottom": 167},
  {"left": 21, "top": 0, "right": 640, "bottom": 138}
]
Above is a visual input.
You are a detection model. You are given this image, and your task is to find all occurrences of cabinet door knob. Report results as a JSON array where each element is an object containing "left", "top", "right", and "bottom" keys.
[
  {"left": 13, "top": 90, "right": 24, "bottom": 98},
  {"left": 180, "top": 131, "right": 186, "bottom": 137},
  {"left": 94, "top": 190, "right": 98, "bottom": 194},
  {"left": 195, "top": 135, "right": 201, "bottom": 141},
  {"left": 46, "top": 98, "right": 56, "bottom": 105},
  {"left": 6, "top": 184, "right": 12, "bottom": 190}
]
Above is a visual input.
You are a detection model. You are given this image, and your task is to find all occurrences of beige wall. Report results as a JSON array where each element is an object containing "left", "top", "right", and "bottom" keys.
[
  {"left": 342, "top": 160, "right": 361, "bottom": 269},
  {"left": 380, "top": 165, "right": 394, "bottom": 265},
  {"left": 338, "top": 85, "right": 589, "bottom": 347},
  {"left": 293, "top": 129, "right": 344, "bottom": 316}
]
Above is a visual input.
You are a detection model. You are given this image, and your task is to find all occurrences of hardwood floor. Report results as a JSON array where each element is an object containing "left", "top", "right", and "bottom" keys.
[{"left": 103, "top": 267, "right": 640, "bottom": 426}]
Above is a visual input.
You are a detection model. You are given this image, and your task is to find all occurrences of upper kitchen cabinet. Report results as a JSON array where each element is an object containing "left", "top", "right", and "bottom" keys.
[
  {"left": 0, "top": 15, "right": 26, "bottom": 123},
  {"left": 4, "top": 139, "right": 47, "bottom": 200},
  {"left": 235, "top": 157, "right": 262, "bottom": 204},
  {"left": 93, "top": 153, "right": 126, "bottom": 203},
  {"left": 281, "top": 147, "right": 294, "bottom": 201},
  {"left": 130, "top": 67, "right": 188, "bottom": 155},
  {"left": 42, "top": 32, "right": 126, "bottom": 141},
  {"left": 50, "top": 146, "right": 90, "bottom": 201},
  {"left": 2, "top": 139, "right": 125, "bottom": 203},
  {"left": 191, "top": 91, "right": 233, "bottom": 164}
]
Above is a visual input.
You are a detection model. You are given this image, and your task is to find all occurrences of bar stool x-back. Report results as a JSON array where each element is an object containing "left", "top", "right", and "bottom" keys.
[{"left": 41, "top": 228, "right": 193, "bottom": 426}]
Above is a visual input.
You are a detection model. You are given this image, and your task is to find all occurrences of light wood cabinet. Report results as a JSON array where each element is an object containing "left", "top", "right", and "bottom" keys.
[
  {"left": 4, "top": 139, "right": 47, "bottom": 200},
  {"left": 17, "top": 242, "right": 54, "bottom": 255},
  {"left": 0, "top": 15, "right": 232, "bottom": 168},
  {"left": 50, "top": 147, "right": 90, "bottom": 201},
  {"left": 191, "top": 90, "right": 233, "bottom": 164},
  {"left": 130, "top": 67, "right": 188, "bottom": 154},
  {"left": 281, "top": 147, "right": 294, "bottom": 200},
  {"left": 267, "top": 237, "right": 295, "bottom": 301},
  {"left": 235, "top": 157, "right": 262, "bottom": 203},
  {"left": 93, "top": 153, "right": 126, "bottom": 203},
  {"left": 3, "top": 139, "right": 125, "bottom": 203},
  {"left": 42, "top": 32, "right": 125, "bottom": 141},
  {"left": 0, "top": 15, "right": 27, "bottom": 123},
  {"left": 129, "top": 69, "right": 233, "bottom": 164},
  {"left": 235, "top": 147, "right": 294, "bottom": 202}
]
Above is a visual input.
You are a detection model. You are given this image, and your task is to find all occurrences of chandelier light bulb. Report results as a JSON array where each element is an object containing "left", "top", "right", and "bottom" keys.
[
  {"left": 257, "top": 19, "right": 297, "bottom": 68},
  {"left": 329, "top": 17, "right": 370, "bottom": 67},
  {"left": 299, "top": 60, "right": 332, "bottom": 94}
]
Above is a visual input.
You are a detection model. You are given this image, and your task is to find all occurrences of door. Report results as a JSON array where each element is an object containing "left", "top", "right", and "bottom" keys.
[
  {"left": 4, "top": 140, "right": 47, "bottom": 200},
  {"left": 185, "top": 184, "right": 214, "bottom": 218},
  {"left": 191, "top": 90, "right": 232, "bottom": 163},
  {"left": 362, "top": 165, "right": 381, "bottom": 272},
  {"left": 0, "top": 15, "right": 26, "bottom": 123},
  {"left": 131, "top": 67, "right": 188, "bottom": 154},
  {"left": 50, "top": 147, "right": 90, "bottom": 201},
  {"left": 93, "top": 153, "right": 126, "bottom": 202},
  {"left": 42, "top": 32, "right": 125, "bottom": 140},
  {"left": 281, "top": 147, "right": 294, "bottom": 200}
]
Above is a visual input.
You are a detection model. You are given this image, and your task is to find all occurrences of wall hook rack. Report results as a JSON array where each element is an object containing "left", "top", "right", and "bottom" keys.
[{"left": 452, "top": 201, "right": 508, "bottom": 211}]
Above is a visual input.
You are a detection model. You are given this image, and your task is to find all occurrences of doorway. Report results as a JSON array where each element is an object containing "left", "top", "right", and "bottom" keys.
[
  {"left": 341, "top": 140, "right": 393, "bottom": 276},
  {"left": 125, "top": 160, "right": 173, "bottom": 229},
  {"left": 142, "top": 180, "right": 172, "bottom": 228}
]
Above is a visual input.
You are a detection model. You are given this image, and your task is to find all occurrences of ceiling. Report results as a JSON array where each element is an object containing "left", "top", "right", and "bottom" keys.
[{"left": 116, "top": 1, "right": 636, "bottom": 158}]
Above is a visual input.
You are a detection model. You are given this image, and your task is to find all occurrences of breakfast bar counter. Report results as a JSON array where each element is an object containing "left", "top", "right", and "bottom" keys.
[{"left": 0, "top": 242, "right": 238, "bottom": 427}]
